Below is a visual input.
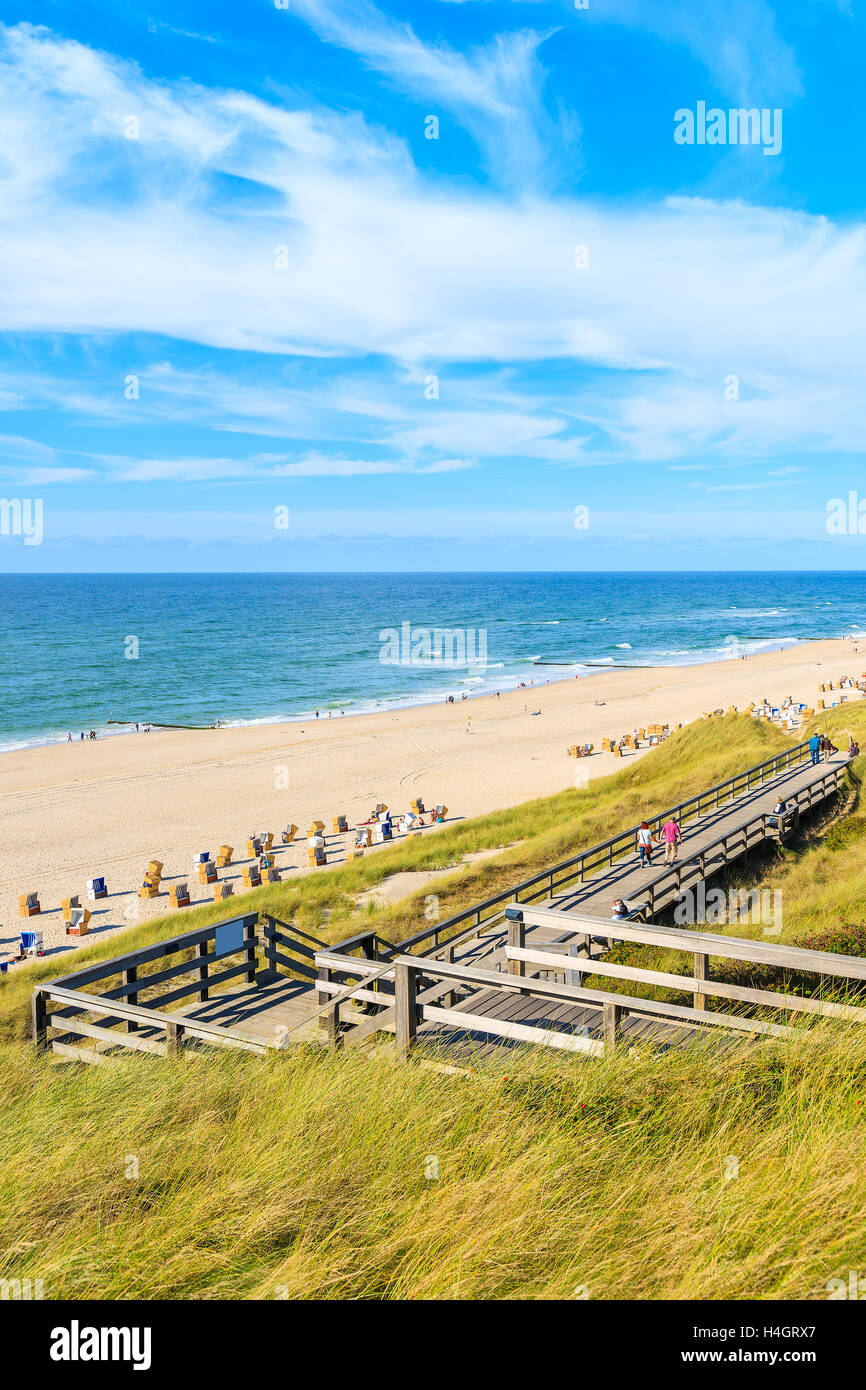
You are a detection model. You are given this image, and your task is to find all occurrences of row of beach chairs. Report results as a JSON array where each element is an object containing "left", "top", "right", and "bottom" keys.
[
  {"left": 8, "top": 801, "right": 452, "bottom": 963},
  {"left": 568, "top": 725, "right": 671, "bottom": 760}
]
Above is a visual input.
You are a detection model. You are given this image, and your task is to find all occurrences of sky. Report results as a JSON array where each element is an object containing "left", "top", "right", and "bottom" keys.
[{"left": 1, "top": 0, "right": 866, "bottom": 571}]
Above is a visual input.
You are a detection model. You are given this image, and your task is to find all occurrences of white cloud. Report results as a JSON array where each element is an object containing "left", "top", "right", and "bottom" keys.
[
  {"left": 290, "top": 0, "right": 579, "bottom": 189},
  {"left": 1, "top": 23, "right": 866, "bottom": 472},
  {"left": 107, "top": 452, "right": 475, "bottom": 482}
]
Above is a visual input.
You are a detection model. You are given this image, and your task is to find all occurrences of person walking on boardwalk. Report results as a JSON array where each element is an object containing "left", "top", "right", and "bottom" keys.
[
  {"left": 661, "top": 816, "right": 682, "bottom": 864},
  {"left": 809, "top": 732, "right": 821, "bottom": 765},
  {"left": 637, "top": 821, "right": 654, "bottom": 867}
]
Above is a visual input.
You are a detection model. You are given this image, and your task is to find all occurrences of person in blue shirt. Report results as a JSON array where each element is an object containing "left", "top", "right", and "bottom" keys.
[{"left": 808, "top": 733, "right": 821, "bottom": 765}]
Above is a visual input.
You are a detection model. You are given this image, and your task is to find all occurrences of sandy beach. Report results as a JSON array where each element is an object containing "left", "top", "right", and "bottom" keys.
[{"left": 2, "top": 637, "right": 863, "bottom": 964}]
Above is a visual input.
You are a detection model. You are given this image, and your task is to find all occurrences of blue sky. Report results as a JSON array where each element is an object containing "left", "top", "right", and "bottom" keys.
[{"left": 2, "top": 0, "right": 866, "bottom": 570}]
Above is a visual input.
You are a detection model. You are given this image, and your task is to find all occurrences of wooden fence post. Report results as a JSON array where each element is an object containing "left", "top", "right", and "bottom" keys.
[
  {"left": 507, "top": 917, "right": 525, "bottom": 978},
  {"left": 262, "top": 915, "right": 275, "bottom": 977},
  {"left": 165, "top": 1020, "right": 184, "bottom": 1056},
  {"left": 444, "top": 944, "right": 456, "bottom": 1009},
  {"left": 244, "top": 919, "right": 257, "bottom": 984},
  {"left": 602, "top": 1001, "right": 622, "bottom": 1052},
  {"left": 196, "top": 943, "right": 209, "bottom": 1003},
  {"left": 32, "top": 989, "right": 48, "bottom": 1053},
  {"left": 395, "top": 961, "right": 418, "bottom": 1059},
  {"left": 124, "top": 965, "right": 139, "bottom": 1032},
  {"left": 566, "top": 943, "right": 583, "bottom": 988},
  {"left": 317, "top": 965, "right": 340, "bottom": 1043},
  {"left": 693, "top": 952, "right": 708, "bottom": 1011}
]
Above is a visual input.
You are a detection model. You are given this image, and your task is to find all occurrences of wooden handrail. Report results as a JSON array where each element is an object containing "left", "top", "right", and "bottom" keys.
[
  {"left": 37, "top": 982, "right": 271, "bottom": 1053},
  {"left": 386, "top": 739, "right": 819, "bottom": 957},
  {"left": 512, "top": 905, "right": 866, "bottom": 978}
]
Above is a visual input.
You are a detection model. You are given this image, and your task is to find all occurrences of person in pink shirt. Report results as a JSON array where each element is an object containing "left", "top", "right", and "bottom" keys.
[{"left": 661, "top": 817, "right": 682, "bottom": 864}]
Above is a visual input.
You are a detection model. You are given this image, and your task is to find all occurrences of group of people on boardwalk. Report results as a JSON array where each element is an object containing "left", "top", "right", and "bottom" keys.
[
  {"left": 808, "top": 732, "right": 839, "bottom": 764},
  {"left": 636, "top": 816, "right": 682, "bottom": 867}
]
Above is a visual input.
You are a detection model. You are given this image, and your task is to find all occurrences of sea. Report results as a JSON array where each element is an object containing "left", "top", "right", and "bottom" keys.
[{"left": 0, "top": 572, "right": 863, "bottom": 753}]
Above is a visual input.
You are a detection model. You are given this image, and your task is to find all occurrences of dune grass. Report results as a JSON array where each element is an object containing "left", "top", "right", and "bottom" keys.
[
  {"left": 1, "top": 1021, "right": 865, "bottom": 1300},
  {"left": 3, "top": 709, "right": 866, "bottom": 1300}
]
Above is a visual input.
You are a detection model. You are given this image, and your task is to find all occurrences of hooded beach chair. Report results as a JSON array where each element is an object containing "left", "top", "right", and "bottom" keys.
[{"left": 66, "top": 907, "right": 91, "bottom": 937}]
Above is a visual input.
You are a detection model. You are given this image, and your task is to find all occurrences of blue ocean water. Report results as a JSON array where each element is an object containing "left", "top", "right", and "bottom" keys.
[{"left": 0, "top": 573, "right": 863, "bottom": 751}]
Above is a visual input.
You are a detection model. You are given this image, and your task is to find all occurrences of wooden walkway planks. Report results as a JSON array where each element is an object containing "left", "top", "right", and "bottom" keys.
[{"left": 167, "top": 753, "right": 846, "bottom": 1058}]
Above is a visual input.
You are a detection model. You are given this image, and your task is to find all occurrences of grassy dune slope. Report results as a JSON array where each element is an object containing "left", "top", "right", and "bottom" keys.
[{"left": 2, "top": 711, "right": 866, "bottom": 1300}]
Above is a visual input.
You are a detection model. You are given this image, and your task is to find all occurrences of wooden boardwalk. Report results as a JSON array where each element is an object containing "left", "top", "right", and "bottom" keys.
[
  {"left": 180, "top": 750, "right": 847, "bottom": 1057},
  {"left": 34, "top": 743, "right": 853, "bottom": 1065},
  {"left": 401, "top": 752, "right": 847, "bottom": 1055}
]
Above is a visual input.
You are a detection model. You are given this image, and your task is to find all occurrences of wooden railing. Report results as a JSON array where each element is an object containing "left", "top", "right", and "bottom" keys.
[
  {"left": 36, "top": 911, "right": 324, "bottom": 1062},
  {"left": 313, "top": 895, "right": 866, "bottom": 1058},
  {"left": 33, "top": 982, "right": 272, "bottom": 1062},
  {"left": 377, "top": 742, "right": 835, "bottom": 969},
  {"left": 389, "top": 739, "right": 816, "bottom": 960}
]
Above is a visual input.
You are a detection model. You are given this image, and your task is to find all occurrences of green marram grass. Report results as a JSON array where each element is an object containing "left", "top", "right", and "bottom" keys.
[{"left": 2, "top": 710, "right": 866, "bottom": 1300}]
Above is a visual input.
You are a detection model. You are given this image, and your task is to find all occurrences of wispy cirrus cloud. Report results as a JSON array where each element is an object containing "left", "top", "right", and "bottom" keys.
[
  {"left": 290, "top": 0, "right": 580, "bottom": 190},
  {"left": 100, "top": 452, "right": 476, "bottom": 482}
]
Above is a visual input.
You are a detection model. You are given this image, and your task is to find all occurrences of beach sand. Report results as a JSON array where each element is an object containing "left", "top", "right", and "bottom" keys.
[{"left": 2, "top": 637, "right": 863, "bottom": 962}]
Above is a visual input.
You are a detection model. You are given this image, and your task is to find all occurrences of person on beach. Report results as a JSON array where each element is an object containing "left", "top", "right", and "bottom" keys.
[
  {"left": 661, "top": 817, "right": 682, "bottom": 864},
  {"left": 637, "top": 822, "right": 653, "bottom": 866},
  {"left": 808, "top": 732, "right": 821, "bottom": 765},
  {"left": 66, "top": 731, "right": 72, "bottom": 742}
]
